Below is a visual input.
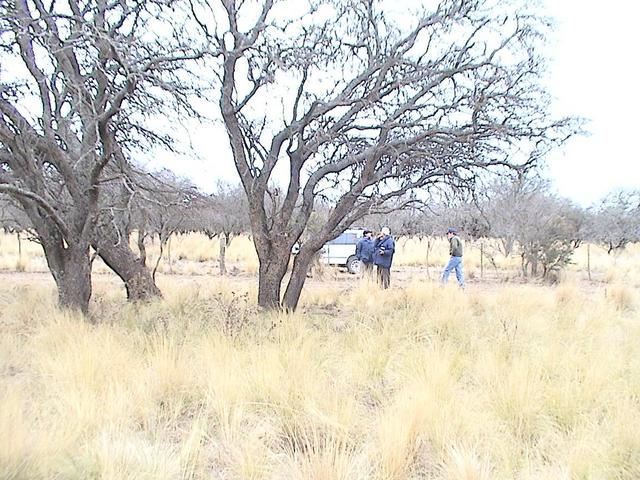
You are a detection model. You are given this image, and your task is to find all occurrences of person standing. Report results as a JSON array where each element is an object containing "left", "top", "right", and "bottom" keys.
[
  {"left": 356, "top": 229, "right": 375, "bottom": 277},
  {"left": 441, "top": 227, "right": 465, "bottom": 288},
  {"left": 373, "top": 226, "right": 395, "bottom": 289}
]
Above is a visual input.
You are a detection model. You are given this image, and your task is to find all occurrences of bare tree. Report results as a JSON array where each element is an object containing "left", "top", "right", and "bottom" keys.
[
  {"left": 127, "top": 170, "right": 201, "bottom": 280},
  {"left": 0, "top": 0, "right": 203, "bottom": 312},
  {"left": 200, "top": 182, "right": 250, "bottom": 274},
  {"left": 93, "top": 164, "right": 163, "bottom": 300},
  {"left": 1, "top": 170, "right": 163, "bottom": 300},
  {"left": 195, "top": 0, "right": 577, "bottom": 309},
  {"left": 478, "top": 176, "right": 583, "bottom": 279},
  {"left": 475, "top": 178, "right": 527, "bottom": 258},
  {"left": 588, "top": 189, "right": 640, "bottom": 254}
]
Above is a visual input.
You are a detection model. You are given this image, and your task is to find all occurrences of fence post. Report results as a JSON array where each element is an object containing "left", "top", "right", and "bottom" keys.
[{"left": 587, "top": 243, "right": 591, "bottom": 281}]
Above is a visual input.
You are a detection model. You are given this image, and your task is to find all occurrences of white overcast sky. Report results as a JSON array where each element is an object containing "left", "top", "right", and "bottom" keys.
[
  {"left": 542, "top": 0, "right": 640, "bottom": 205},
  {"left": 156, "top": 0, "right": 640, "bottom": 207}
]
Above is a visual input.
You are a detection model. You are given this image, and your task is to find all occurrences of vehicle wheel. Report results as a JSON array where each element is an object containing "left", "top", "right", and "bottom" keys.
[{"left": 346, "top": 255, "right": 361, "bottom": 274}]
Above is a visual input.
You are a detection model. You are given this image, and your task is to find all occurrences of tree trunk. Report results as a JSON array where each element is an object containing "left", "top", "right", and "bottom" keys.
[
  {"left": 257, "top": 255, "right": 290, "bottom": 309},
  {"left": 282, "top": 249, "right": 315, "bottom": 311},
  {"left": 17, "top": 232, "right": 22, "bottom": 264},
  {"left": 152, "top": 234, "right": 166, "bottom": 282},
  {"left": 219, "top": 234, "right": 227, "bottom": 275},
  {"left": 137, "top": 229, "right": 147, "bottom": 267},
  {"left": 46, "top": 245, "right": 92, "bottom": 314},
  {"left": 95, "top": 236, "right": 162, "bottom": 301}
]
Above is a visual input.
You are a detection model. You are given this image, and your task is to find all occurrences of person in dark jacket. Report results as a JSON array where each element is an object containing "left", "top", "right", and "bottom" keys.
[
  {"left": 441, "top": 227, "right": 465, "bottom": 288},
  {"left": 356, "top": 229, "right": 375, "bottom": 276},
  {"left": 373, "top": 226, "right": 395, "bottom": 289}
]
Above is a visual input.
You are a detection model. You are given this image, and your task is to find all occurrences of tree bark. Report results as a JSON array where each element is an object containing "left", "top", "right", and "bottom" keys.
[
  {"left": 282, "top": 249, "right": 315, "bottom": 311},
  {"left": 257, "top": 255, "right": 290, "bottom": 309},
  {"left": 45, "top": 244, "right": 92, "bottom": 314},
  {"left": 137, "top": 229, "right": 147, "bottom": 267},
  {"left": 94, "top": 236, "right": 162, "bottom": 301}
]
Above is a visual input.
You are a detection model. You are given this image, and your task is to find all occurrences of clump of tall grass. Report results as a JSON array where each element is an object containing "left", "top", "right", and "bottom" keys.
[
  {"left": 605, "top": 284, "right": 637, "bottom": 311},
  {"left": 1, "top": 272, "right": 640, "bottom": 478}
]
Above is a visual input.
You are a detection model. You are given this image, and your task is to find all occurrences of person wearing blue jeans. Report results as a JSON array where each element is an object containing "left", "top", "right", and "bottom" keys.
[{"left": 441, "top": 227, "right": 465, "bottom": 288}]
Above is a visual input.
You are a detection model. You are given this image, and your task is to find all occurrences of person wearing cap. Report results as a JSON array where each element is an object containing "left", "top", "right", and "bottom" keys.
[
  {"left": 441, "top": 227, "right": 465, "bottom": 288},
  {"left": 356, "top": 229, "right": 375, "bottom": 277},
  {"left": 373, "top": 226, "right": 395, "bottom": 289}
]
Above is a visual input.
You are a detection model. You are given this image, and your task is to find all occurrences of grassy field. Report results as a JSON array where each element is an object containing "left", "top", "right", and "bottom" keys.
[{"left": 1, "top": 233, "right": 639, "bottom": 479}]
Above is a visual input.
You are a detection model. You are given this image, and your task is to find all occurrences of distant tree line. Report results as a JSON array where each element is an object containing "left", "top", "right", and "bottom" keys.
[
  {"left": 3, "top": 170, "right": 638, "bottom": 287},
  {"left": 361, "top": 177, "right": 639, "bottom": 280}
]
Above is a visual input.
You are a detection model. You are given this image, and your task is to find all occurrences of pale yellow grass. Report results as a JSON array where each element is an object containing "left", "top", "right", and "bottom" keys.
[
  {"left": 0, "top": 233, "right": 48, "bottom": 272},
  {"left": 1, "top": 273, "right": 639, "bottom": 479},
  {"left": 0, "top": 232, "right": 260, "bottom": 276}
]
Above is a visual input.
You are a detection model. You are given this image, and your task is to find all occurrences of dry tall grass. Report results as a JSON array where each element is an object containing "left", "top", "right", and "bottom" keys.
[{"left": 1, "top": 270, "right": 639, "bottom": 479}]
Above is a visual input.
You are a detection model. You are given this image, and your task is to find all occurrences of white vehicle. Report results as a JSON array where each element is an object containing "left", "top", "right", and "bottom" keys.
[
  {"left": 291, "top": 228, "right": 366, "bottom": 274},
  {"left": 319, "top": 228, "right": 365, "bottom": 274}
]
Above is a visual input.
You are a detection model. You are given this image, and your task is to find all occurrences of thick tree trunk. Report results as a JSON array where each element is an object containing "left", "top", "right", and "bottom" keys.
[
  {"left": 257, "top": 255, "right": 290, "bottom": 309},
  {"left": 282, "top": 249, "right": 315, "bottom": 311},
  {"left": 95, "top": 236, "right": 162, "bottom": 301},
  {"left": 46, "top": 245, "right": 92, "bottom": 314}
]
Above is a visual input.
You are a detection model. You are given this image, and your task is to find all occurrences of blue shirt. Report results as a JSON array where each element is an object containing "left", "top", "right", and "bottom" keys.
[{"left": 356, "top": 236, "right": 375, "bottom": 263}]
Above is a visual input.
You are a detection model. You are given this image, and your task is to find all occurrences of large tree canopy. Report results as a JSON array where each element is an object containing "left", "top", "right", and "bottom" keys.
[
  {"left": 0, "top": 0, "right": 204, "bottom": 311},
  {"left": 195, "top": 0, "right": 578, "bottom": 309}
]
